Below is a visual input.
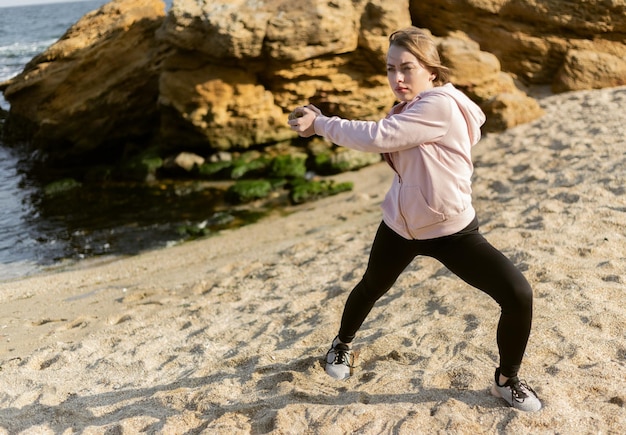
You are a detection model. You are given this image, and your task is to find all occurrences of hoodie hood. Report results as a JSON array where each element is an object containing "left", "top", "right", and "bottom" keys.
[{"left": 419, "top": 83, "right": 486, "bottom": 145}]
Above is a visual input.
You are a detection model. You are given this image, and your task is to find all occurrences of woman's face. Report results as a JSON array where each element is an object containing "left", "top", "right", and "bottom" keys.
[{"left": 386, "top": 44, "right": 435, "bottom": 102}]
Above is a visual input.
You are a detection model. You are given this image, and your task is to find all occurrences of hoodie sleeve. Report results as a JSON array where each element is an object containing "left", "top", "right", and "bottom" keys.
[{"left": 313, "top": 93, "right": 453, "bottom": 153}]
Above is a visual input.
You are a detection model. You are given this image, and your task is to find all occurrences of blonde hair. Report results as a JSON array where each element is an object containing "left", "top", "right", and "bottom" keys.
[{"left": 388, "top": 27, "right": 449, "bottom": 86}]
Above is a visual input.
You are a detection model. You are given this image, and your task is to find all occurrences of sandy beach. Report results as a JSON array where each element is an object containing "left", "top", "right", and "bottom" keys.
[{"left": 1, "top": 86, "right": 625, "bottom": 434}]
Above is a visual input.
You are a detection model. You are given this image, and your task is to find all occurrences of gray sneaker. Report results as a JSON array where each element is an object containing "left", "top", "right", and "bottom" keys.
[
  {"left": 491, "top": 368, "right": 542, "bottom": 412},
  {"left": 324, "top": 339, "right": 354, "bottom": 380}
]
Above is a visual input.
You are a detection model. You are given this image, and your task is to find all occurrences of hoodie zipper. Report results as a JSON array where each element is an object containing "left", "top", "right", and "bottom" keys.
[
  {"left": 383, "top": 101, "right": 418, "bottom": 239},
  {"left": 384, "top": 153, "right": 415, "bottom": 239}
]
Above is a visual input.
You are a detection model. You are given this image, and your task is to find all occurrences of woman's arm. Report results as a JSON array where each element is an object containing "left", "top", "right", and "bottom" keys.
[{"left": 289, "top": 95, "right": 453, "bottom": 153}]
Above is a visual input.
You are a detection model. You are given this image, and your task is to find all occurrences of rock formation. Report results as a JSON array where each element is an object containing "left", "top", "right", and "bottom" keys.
[
  {"left": 156, "top": 0, "right": 412, "bottom": 153},
  {"left": 0, "top": 0, "right": 622, "bottom": 174},
  {"left": 410, "top": 0, "right": 626, "bottom": 91},
  {"left": 1, "top": 0, "right": 169, "bottom": 164}
]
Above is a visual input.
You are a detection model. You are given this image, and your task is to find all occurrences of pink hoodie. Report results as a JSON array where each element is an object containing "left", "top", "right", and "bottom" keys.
[{"left": 313, "top": 83, "right": 486, "bottom": 240}]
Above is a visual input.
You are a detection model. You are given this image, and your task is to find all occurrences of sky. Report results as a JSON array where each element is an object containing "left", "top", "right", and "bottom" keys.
[{"left": 0, "top": 0, "right": 98, "bottom": 7}]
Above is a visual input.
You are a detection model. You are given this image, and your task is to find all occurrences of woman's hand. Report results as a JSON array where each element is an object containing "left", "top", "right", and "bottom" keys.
[{"left": 288, "top": 105, "right": 322, "bottom": 137}]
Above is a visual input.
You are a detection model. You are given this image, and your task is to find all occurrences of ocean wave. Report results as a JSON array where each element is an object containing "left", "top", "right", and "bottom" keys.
[
  {"left": 0, "top": 39, "right": 55, "bottom": 57},
  {"left": 0, "top": 39, "right": 56, "bottom": 82}
]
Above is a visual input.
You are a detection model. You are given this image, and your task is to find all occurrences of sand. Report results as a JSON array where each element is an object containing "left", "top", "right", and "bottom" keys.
[{"left": 0, "top": 86, "right": 625, "bottom": 434}]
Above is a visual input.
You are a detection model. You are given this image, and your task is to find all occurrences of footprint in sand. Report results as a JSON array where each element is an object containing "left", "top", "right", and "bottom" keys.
[
  {"left": 31, "top": 318, "right": 67, "bottom": 326},
  {"left": 107, "top": 314, "right": 133, "bottom": 325},
  {"left": 56, "top": 316, "right": 91, "bottom": 331},
  {"left": 23, "top": 350, "right": 65, "bottom": 371}
]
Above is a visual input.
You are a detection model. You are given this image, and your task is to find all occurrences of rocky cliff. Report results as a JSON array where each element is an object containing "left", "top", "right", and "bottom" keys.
[
  {"left": 411, "top": 0, "right": 626, "bottom": 92},
  {"left": 0, "top": 0, "right": 623, "bottom": 175},
  {"left": 1, "top": 0, "right": 169, "bottom": 165}
]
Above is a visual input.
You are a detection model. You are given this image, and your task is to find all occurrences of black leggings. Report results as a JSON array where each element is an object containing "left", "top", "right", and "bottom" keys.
[{"left": 337, "top": 217, "right": 533, "bottom": 378}]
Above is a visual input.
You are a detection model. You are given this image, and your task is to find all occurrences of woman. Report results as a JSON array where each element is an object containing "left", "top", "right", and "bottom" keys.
[{"left": 288, "top": 27, "right": 541, "bottom": 412}]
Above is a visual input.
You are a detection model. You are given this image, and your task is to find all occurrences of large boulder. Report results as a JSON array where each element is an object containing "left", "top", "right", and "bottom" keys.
[
  {"left": 156, "top": 0, "right": 412, "bottom": 152},
  {"left": 410, "top": 0, "right": 626, "bottom": 91},
  {"left": 437, "top": 33, "right": 544, "bottom": 131},
  {"left": 156, "top": 0, "right": 541, "bottom": 152},
  {"left": 0, "top": 0, "right": 169, "bottom": 163},
  {"left": 553, "top": 49, "right": 626, "bottom": 92}
]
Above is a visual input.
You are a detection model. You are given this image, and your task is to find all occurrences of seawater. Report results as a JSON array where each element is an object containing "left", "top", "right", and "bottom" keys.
[
  {"left": 0, "top": 0, "right": 230, "bottom": 283},
  {"left": 1, "top": 1, "right": 113, "bottom": 280},
  {"left": 0, "top": 147, "right": 41, "bottom": 281}
]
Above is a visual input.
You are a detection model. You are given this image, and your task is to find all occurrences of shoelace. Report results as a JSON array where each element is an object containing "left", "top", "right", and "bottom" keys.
[
  {"left": 506, "top": 377, "right": 537, "bottom": 403},
  {"left": 330, "top": 345, "right": 353, "bottom": 366}
]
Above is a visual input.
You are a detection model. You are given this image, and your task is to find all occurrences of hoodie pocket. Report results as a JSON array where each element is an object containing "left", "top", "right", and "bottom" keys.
[{"left": 399, "top": 185, "right": 446, "bottom": 230}]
